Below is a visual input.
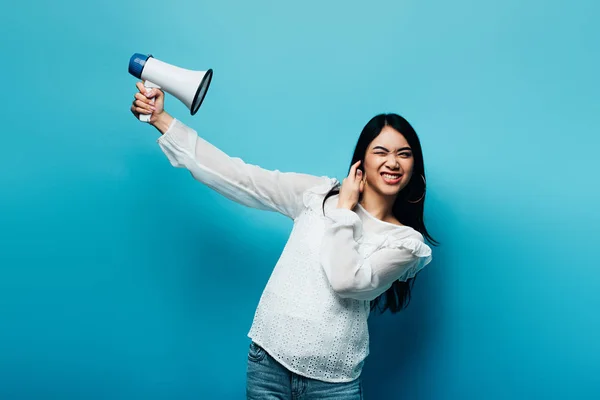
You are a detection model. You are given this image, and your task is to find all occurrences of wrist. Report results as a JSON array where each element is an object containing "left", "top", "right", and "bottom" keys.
[
  {"left": 336, "top": 201, "right": 355, "bottom": 210},
  {"left": 151, "top": 112, "right": 173, "bottom": 135}
]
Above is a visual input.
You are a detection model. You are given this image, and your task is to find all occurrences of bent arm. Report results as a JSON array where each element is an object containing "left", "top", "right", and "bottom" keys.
[
  {"left": 154, "top": 114, "right": 330, "bottom": 219},
  {"left": 319, "top": 208, "right": 433, "bottom": 301}
]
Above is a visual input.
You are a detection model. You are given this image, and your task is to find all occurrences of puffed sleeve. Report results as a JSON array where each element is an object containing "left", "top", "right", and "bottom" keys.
[
  {"left": 157, "top": 118, "right": 332, "bottom": 220},
  {"left": 319, "top": 208, "right": 432, "bottom": 301}
]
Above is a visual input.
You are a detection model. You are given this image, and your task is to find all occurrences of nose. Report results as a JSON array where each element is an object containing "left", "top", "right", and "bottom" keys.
[{"left": 385, "top": 155, "right": 400, "bottom": 169}]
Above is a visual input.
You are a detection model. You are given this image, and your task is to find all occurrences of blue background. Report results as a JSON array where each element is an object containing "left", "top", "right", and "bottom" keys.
[{"left": 1, "top": 0, "right": 599, "bottom": 398}]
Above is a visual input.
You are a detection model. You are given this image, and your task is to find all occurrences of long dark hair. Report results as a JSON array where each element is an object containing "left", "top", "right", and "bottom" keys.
[{"left": 322, "top": 113, "right": 439, "bottom": 314}]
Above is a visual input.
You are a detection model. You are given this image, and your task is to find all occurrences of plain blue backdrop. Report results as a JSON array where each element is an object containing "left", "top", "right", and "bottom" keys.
[{"left": 1, "top": 0, "right": 599, "bottom": 398}]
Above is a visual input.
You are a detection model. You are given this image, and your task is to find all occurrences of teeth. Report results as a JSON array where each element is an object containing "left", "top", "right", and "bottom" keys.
[{"left": 382, "top": 173, "right": 400, "bottom": 179}]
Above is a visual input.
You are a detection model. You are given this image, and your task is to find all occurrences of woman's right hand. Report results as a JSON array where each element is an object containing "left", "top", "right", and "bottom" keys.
[
  {"left": 337, "top": 160, "right": 365, "bottom": 210},
  {"left": 130, "top": 81, "right": 166, "bottom": 125}
]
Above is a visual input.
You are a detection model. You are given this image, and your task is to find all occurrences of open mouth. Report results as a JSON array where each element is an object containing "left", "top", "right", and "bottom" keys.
[{"left": 381, "top": 172, "right": 402, "bottom": 184}]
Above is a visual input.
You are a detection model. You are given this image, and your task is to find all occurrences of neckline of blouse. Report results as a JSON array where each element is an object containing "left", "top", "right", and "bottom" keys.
[{"left": 355, "top": 203, "right": 410, "bottom": 230}]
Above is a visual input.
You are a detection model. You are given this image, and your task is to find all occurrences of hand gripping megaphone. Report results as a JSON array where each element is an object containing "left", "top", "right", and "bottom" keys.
[{"left": 128, "top": 53, "right": 213, "bottom": 122}]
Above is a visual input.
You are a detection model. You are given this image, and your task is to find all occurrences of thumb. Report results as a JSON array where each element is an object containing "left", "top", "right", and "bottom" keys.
[{"left": 145, "top": 88, "right": 164, "bottom": 100}]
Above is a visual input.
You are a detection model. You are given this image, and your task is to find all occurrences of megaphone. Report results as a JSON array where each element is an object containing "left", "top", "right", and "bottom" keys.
[{"left": 128, "top": 53, "right": 213, "bottom": 122}]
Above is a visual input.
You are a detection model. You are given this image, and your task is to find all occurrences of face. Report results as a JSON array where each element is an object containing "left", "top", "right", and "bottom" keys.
[{"left": 362, "top": 125, "right": 414, "bottom": 197}]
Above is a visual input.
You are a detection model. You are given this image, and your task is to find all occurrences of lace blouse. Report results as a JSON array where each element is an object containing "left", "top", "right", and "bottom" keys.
[{"left": 157, "top": 118, "right": 433, "bottom": 382}]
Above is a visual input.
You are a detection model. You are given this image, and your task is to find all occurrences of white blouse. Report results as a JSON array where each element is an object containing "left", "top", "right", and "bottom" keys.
[{"left": 157, "top": 118, "right": 433, "bottom": 383}]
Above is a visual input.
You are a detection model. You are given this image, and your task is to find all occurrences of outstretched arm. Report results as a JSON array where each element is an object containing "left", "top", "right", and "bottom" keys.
[{"left": 153, "top": 112, "right": 331, "bottom": 220}]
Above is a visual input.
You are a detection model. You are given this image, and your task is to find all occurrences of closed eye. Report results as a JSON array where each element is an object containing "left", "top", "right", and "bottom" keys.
[{"left": 374, "top": 152, "right": 412, "bottom": 157}]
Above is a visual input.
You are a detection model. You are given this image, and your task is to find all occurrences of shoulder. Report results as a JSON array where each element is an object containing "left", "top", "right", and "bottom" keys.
[
  {"left": 384, "top": 228, "right": 429, "bottom": 250},
  {"left": 301, "top": 176, "right": 339, "bottom": 210},
  {"left": 385, "top": 225, "right": 424, "bottom": 241},
  {"left": 383, "top": 228, "right": 432, "bottom": 260},
  {"left": 306, "top": 176, "right": 339, "bottom": 194},
  {"left": 408, "top": 229, "right": 425, "bottom": 242}
]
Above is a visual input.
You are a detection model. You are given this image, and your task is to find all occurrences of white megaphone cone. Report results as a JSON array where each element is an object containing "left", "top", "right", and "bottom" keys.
[{"left": 128, "top": 53, "right": 213, "bottom": 122}]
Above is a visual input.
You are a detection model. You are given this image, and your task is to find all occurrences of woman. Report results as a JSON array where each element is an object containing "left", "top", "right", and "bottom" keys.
[{"left": 131, "top": 82, "right": 436, "bottom": 399}]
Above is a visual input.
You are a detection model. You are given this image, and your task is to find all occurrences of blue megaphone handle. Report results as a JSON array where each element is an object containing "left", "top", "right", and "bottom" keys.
[{"left": 128, "top": 53, "right": 153, "bottom": 79}]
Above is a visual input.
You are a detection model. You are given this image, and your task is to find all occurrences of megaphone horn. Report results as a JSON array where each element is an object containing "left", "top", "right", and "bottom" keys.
[{"left": 128, "top": 53, "right": 213, "bottom": 122}]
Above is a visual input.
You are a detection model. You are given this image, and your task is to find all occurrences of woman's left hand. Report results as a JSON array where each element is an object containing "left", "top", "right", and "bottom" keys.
[{"left": 337, "top": 160, "right": 365, "bottom": 210}]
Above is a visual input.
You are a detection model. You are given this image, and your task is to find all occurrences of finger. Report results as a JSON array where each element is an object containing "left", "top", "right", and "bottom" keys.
[
  {"left": 130, "top": 104, "right": 146, "bottom": 117},
  {"left": 136, "top": 81, "right": 146, "bottom": 93},
  {"left": 134, "top": 93, "right": 151, "bottom": 104},
  {"left": 349, "top": 160, "right": 361, "bottom": 179},
  {"left": 135, "top": 99, "right": 155, "bottom": 112},
  {"left": 353, "top": 162, "right": 362, "bottom": 183},
  {"left": 136, "top": 81, "right": 157, "bottom": 98},
  {"left": 134, "top": 93, "right": 155, "bottom": 108},
  {"left": 136, "top": 106, "right": 152, "bottom": 114},
  {"left": 357, "top": 170, "right": 365, "bottom": 188},
  {"left": 147, "top": 88, "right": 163, "bottom": 99},
  {"left": 132, "top": 102, "right": 152, "bottom": 114}
]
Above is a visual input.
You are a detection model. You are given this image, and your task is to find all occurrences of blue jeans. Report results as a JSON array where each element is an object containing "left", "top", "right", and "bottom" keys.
[{"left": 246, "top": 341, "right": 364, "bottom": 399}]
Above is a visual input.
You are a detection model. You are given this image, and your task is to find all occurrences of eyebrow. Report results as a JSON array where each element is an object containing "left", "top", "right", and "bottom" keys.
[{"left": 372, "top": 146, "right": 412, "bottom": 152}]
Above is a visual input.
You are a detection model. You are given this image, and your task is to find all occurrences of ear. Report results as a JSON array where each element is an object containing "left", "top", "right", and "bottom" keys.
[{"left": 359, "top": 178, "right": 365, "bottom": 193}]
